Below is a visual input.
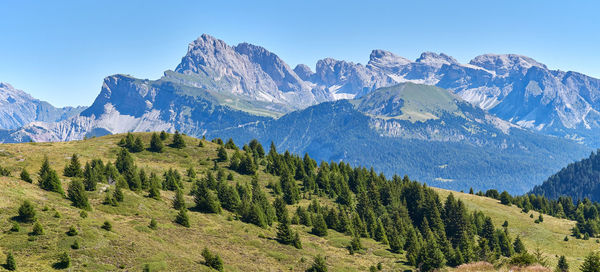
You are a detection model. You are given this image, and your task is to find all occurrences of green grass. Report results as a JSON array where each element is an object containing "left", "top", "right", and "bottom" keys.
[
  {"left": 435, "top": 188, "right": 600, "bottom": 270},
  {"left": 0, "top": 133, "right": 408, "bottom": 271}
]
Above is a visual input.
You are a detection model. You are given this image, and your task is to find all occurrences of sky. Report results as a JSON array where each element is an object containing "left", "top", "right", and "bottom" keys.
[{"left": 1, "top": 0, "right": 599, "bottom": 107}]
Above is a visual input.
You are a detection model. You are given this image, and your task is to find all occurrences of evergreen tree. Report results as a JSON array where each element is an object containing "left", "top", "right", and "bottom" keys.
[
  {"left": 513, "top": 235, "right": 526, "bottom": 253},
  {"left": 273, "top": 197, "right": 289, "bottom": 223},
  {"left": 171, "top": 130, "right": 186, "bottom": 148},
  {"left": 173, "top": 187, "right": 186, "bottom": 210},
  {"left": 217, "top": 146, "right": 228, "bottom": 162},
  {"left": 102, "top": 221, "right": 112, "bottom": 231},
  {"left": 5, "top": 252, "right": 16, "bottom": 271},
  {"left": 114, "top": 186, "right": 124, "bottom": 202},
  {"left": 175, "top": 208, "right": 190, "bottom": 227},
  {"left": 67, "top": 179, "right": 90, "bottom": 210},
  {"left": 580, "top": 252, "right": 600, "bottom": 272},
  {"left": 194, "top": 181, "right": 221, "bottom": 213},
  {"left": 159, "top": 131, "right": 168, "bottom": 141},
  {"left": 187, "top": 167, "right": 196, "bottom": 179},
  {"left": 149, "top": 132, "right": 164, "bottom": 153},
  {"left": 18, "top": 200, "right": 36, "bottom": 222},
  {"left": 149, "top": 218, "right": 158, "bottom": 230},
  {"left": 55, "top": 252, "right": 70, "bottom": 269},
  {"left": 115, "top": 148, "right": 134, "bottom": 174},
  {"left": 20, "top": 168, "right": 32, "bottom": 183},
  {"left": 139, "top": 168, "right": 149, "bottom": 190},
  {"left": 63, "top": 154, "right": 83, "bottom": 177},
  {"left": 38, "top": 157, "right": 64, "bottom": 195},
  {"left": 201, "top": 248, "right": 224, "bottom": 271},
  {"left": 307, "top": 255, "right": 327, "bottom": 272},
  {"left": 416, "top": 230, "right": 446, "bottom": 271},
  {"left": 224, "top": 138, "right": 238, "bottom": 150},
  {"left": 311, "top": 213, "right": 328, "bottom": 237},
  {"left": 500, "top": 191, "right": 511, "bottom": 205},
  {"left": 31, "top": 222, "right": 44, "bottom": 236},
  {"left": 556, "top": 255, "right": 569, "bottom": 272},
  {"left": 277, "top": 219, "right": 299, "bottom": 248},
  {"left": 83, "top": 162, "right": 100, "bottom": 191},
  {"left": 280, "top": 171, "right": 300, "bottom": 204}
]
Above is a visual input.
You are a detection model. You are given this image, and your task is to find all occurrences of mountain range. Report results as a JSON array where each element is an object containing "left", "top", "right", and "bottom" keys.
[{"left": 2, "top": 34, "right": 599, "bottom": 193}]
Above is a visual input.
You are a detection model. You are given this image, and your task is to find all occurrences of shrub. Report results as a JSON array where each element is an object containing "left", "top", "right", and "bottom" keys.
[
  {"left": 54, "top": 252, "right": 70, "bottom": 269},
  {"left": 66, "top": 226, "right": 78, "bottom": 236},
  {"left": 149, "top": 218, "right": 157, "bottom": 230},
  {"left": 18, "top": 200, "right": 36, "bottom": 222},
  {"left": 31, "top": 222, "right": 44, "bottom": 236},
  {"left": 201, "top": 248, "right": 223, "bottom": 271},
  {"left": 306, "top": 255, "right": 327, "bottom": 272},
  {"left": 20, "top": 169, "right": 32, "bottom": 183},
  {"left": 71, "top": 240, "right": 80, "bottom": 250},
  {"left": 102, "top": 221, "right": 112, "bottom": 231},
  {"left": 5, "top": 252, "right": 16, "bottom": 271}
]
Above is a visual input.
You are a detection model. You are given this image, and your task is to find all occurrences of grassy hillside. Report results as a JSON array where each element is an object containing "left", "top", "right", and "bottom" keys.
[
  {"left": 0, "top": 133, "right": 408, "bottom": 271},
  {"left": 0, "top": 133, "right": 594, "bottom": 271},
  {"left": 434, "top": 188, "right": 600, "bottom": 270}
]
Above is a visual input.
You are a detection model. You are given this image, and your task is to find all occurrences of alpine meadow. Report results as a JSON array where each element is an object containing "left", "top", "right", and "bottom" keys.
[{"left": 2, "top": 1, "right": 600, "bottom": 271}]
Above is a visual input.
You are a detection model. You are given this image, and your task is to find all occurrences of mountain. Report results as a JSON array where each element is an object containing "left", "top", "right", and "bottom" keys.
[
  {"left": 530, "top": 150, "right": 600, "bottom": 202},
  {"left": 0, "top": 83, "right": 85, "bottom": 130},
  {"left": 214, "top": 83, "right": 589, "bottom": 194},
  {"left": 308, "top": 51, "right": 600, "bottom": 145}
]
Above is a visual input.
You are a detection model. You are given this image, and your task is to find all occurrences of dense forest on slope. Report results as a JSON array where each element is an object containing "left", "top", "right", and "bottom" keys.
[
  {"left": 0, "top": 133, "right": 596, "bottom": 271},
  {"left": 531, "top": 150, "right": 600, "bottom": 202}
]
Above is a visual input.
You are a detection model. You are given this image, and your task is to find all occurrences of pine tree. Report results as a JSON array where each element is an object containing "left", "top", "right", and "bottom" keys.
[
  {"left": 32, "top": 222, "right": 44, "bottom": 235},
  {"left": 556, "top": 255, "right": 569, "bottom": 272},
  {"left": 311, "top": 213, "right": 328, "bottom": 237},
  {"left": 171, "top": 130, "right": 186, "bottom": 148},
  {"left": 201, "top": 248, "right": 224, "bottom": 271},
  {"left": 83, "top": 162, "right": 100, "bottom": 191},
  {"left": 38, "top": 157, "right": 64, "bottom": 195},
  {"left": 131, "top": 136, "right": 145, "bottom": 152},
  {"left": 175, "top": 208, "right": 190, "bottom": 227},
  {"left": 5, "top": 252, "right": 16, "bottom": 271},
  {"left": 224, "top": 138, "right": 238, "bottom": 150},
  {"left": 273, "top": 197, "right": 289, "bottom": 223},
  {"left": 217, "top": 146, "right": 228, "bottom": 162},
  {"left": 20, "top": 168, "right": 32, "bottom": 183},
  {"left": 148, "top": 173, "right": 161, "bottom": 200},
  {"left": 580, "top": 252, "right": 600, "bottom": 272},
  {"left": 500, "top": 191, "right": 511, "bottom": 205},
  {"left": 18, "top": 200, "right": 36, "bottom": 222},
  {"left": 67, "top": 179, "right": 90, "bottom": 210},
  {"left": 173, "top": 187, "right": 186, "bottom": 210},
  {"left": 149, "top": 132, "right": 164, "bottom": 153},
  {"left": 55, "top": 252, "right": 70, "bottom": 269},
  {"left": 114, "top": 186, "right": 124, "bottom": 202},
  {"left": 194, "top": 182, "right": 221, "bottom": 213},
  {"left": 159, "top": 131, "right": 168, "bottom": 141},
  {"left": 63, "top": 154, "right": 83, "bottom": 177},
  {"left": 280, "top": 171, "right": 300, "bottom": 204},
  {"left": 276, "top": 220, "right": 296, "bottom": 246},
  {"left": 115, "top": 148, "right": 134, "bottom": 174},
  {"left": 307, "top": 255, "right": 327, "bottom": 272},
  {"left": 513, "top": 235, "right": 526, "bottom": 253}
]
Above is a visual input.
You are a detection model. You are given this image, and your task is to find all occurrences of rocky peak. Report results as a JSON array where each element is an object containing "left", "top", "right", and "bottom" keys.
[
  {"left": 368, "top": 49, "right": 411, "bottom": 68},
  {"left": 469, "top": 54, "right": 547, "bottom": 76},
  {"left": 293, "top": 64, "right": 314, "bottom": 81},
  {"left": 416, "top": 52, "right": 458, "bottom": 68}
]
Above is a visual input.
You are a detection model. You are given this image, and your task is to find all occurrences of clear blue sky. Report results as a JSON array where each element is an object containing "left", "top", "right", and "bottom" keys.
[{"left": 1, "top": 0, "right": 598, "bottom": 107}]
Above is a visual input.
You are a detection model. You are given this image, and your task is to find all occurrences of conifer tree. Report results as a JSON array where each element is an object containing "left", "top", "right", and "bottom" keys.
[
  {"left": 18, "top": 200, "right": 36, "bottom": 222},
  {"left": 55, "top": 252, "right": 70, "bottom": 269},
  {"left": 67, "top": 179, "right": 90, "bottom": 210},
  {"left": 32, "top": 222, "right": 44, "bottom": 236},
  {"left": 276, "top": 219, "right": 297, "bottom": 246},
  {"left": 20, "top": 168, "right": 32, "bottom": 183},
  {"left": 187, "top": 167, "right": 196, "bottom": 179},
  {"left": 194, "top": 181, "right": 221, "bottom": 213},
  {"left": 5, "top": 252, "right": 16, "bottom": 271},
  {"left": 63, "top": 154, "right": 83, "bottom": 177},
  {"left": 114, "top": 186, "right": 124, "bottom": 202},
  {"left": 513, "top": 235, "right": 526, "bottom": 253},
  {"left": 149, "top": 218, "right": 158, "bottom": 230},
  {"left": 115, "top": 148, "right": 134, "bottom": 174},
  {"left": 139, "top": 168, "right": 149, "bottom": 190},
  {"left": 216, "top": 182, "right": 240, "bottom": 212},
  {"left": 273, "top": 197, "right": 288, "bottom": 223},
  {"left": 580, "top": 252, "right": 600, "bottom": 272},
  {"left": 131, "top": 136, "right": 144, "bottom": 152},
  {"left": 201, "top": 248, "right": 224, "bottom": 271},
  {"left": 83, "top": 162, "right": 100, "bottom": 191},
  {"left": 159, "top": 131, "right": 168, "bottom": 141},
  {"left": 280, "top": 170, "right": 300, "bottom": 204},
  {"left": 149, "top": 132, "right": 164, "bottom": 153},
  {"left": 311, "top": 213, "right": 328, "bottom": 237},
  {"left": 148, "top": 181, "right": 161, "bottom": 200},
  {"left": 38, "top": 157, "right": 64, "bottom": 195},
  {"left": 171, "top": 130, "right": 186, "bottom": 148},
  {"left": 173, "top": 187, "right": 186, "bottom": 210},
  {"left": 307, "top": 255, "right": 327, "bottom": 272},
  {"left": 556, "top": 255, "right": 569, "bottom": 272},
  {"left": 224, "top": 138, "right": 238, "bottom": 150},
  {"left": 175, "top": 208, "right": 190, "bottom": 227},
  {"left": 217, "top": 146, "right": 228, "bottom": 162}
]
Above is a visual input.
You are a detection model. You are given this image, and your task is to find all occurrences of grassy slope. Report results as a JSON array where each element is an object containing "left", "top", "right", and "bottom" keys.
[
  {"left": 0, "top": 133, "right": 409, "bottom": 271},
  {"left": 434, "top": 188, "right": 600, "bottom": 270}
]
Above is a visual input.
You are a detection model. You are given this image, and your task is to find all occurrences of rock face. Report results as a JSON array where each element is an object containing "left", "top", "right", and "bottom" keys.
[{"left": 0, "top": 83, "right": 85, "bottom": 130}]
